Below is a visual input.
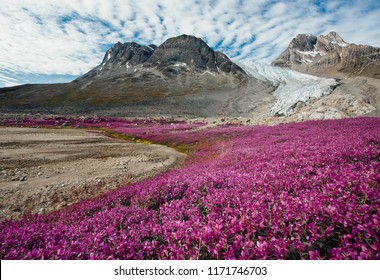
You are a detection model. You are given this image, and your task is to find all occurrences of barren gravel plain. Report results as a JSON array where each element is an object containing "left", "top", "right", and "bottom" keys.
[{"left": 0, "top": 127, "right": 185, "bottom": 220}]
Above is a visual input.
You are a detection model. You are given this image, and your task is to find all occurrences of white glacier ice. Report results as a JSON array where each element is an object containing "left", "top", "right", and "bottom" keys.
[{"left": 234, "top": 60, "right": 338, "bottom": 116}]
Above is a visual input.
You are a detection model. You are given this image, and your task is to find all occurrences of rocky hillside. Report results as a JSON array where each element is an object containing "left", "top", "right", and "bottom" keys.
[
  {"left": 0, "top": 35, "right": 273, "bottom": 117},
  {"left": 75, "top": 42, "right": 158, "bottom": 81},
  {"left": 272, "top": 32, "right": 380, "bottom": 79},
  {"left": 2, "top": 33, "right": 378, "bottom": 119},
  {"left": 76, "top": 34, "right": 246, "bottom": 82}
]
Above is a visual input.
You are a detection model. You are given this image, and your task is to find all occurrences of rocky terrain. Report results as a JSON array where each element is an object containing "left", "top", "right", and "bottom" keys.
[
  {"left": 269, "top": 32, "right": 380, "bottom": 119},
  {"left": 1, "top": 32, "right": 379, "bottom": 119},
  {"left": 0, "top": 35, "right": 271, "bottom": 117},
  {"left": 77, "top": 34, "right": 245, "bottom": 81},
  {"left": 0, "top": 127, "right": 185, "bottom": 220},
  {"left": 294, "top": 77, "right": 380, "bottom": 119},
  {"left": 272, "top": 31, "right": 380, "bottom": 79},
  {"left": 236, "top": 60, "right": 379, "bottom": 119}
]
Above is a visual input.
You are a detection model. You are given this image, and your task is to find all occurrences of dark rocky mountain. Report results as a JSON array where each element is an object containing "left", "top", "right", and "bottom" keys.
[
  {"left": 0, "top": 35, "right": 272, "bottom": 117},
  {"left": 76, "top": 34, "right": 246, "bottom": 82},
  {"left": 76, "top": 42, "right": 157, "bottom": 81},
  {"left": 272, "top": 32, "right": 380, "bottom": 79},
  {"left": 142, "top": 35, "right": 245, "bottom": 77}
]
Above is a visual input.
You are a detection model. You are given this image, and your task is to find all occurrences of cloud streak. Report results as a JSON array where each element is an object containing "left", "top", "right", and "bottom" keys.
[{"left": 0, "top": 0, "right": 379, "bottom": 87}]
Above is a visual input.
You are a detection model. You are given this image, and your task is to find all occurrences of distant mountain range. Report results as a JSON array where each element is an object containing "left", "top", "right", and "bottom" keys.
[
  {"left": 272, "top": 31, "right": 380, "bottom": 79},
  {"left": 0, "top": 32, "right": 379, "bottom": 119}
]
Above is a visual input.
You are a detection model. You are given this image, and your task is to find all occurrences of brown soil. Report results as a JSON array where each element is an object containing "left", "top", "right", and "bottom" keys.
[{"left": 0, "top": 127, "right": 185, "bottom": 220}]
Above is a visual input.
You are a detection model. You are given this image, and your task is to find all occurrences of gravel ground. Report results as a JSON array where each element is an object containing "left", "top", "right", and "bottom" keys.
[{"left": 0, "top": 127, "right": 185, "bottom": 220}]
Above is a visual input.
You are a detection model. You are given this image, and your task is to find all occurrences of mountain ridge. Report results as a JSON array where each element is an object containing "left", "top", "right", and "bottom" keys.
[
  {"left": 272, "top": 31, "right": 380, "bottom": 79},
  {"left": 0, "top": 35, "right": 272, "bottom": 118},
  {"left": 1, "top": 33, "right": 379, "bottom": 120},
  {"left": 76, "top": 34, "right": 246, "bottom": 83}
]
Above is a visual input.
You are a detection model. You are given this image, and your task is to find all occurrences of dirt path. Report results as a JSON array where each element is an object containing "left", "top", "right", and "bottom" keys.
[{"left": 0, "top": 127, "right": 185, "bottom": 220}]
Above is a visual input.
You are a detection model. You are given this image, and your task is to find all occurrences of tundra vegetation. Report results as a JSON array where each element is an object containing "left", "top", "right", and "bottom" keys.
[{"left": 0, "top": 117, "right": 379, "bottom": 259}]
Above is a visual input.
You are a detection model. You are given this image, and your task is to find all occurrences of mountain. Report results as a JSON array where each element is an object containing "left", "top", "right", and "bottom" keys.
[
  {"left": 75, "top": 42, "right": 158, "bottom": 81},
  {"left": 0, "top": 35, "right": 272, "bottom": 117},
  {"left": 76, "top": 35, "right": 246, "bottom": 83},
  {"left": 272, "top": 31, "right": 380, "bottom": 79},
  {"left": 2, "top": 33, "right": 378, "bottom": 119}
]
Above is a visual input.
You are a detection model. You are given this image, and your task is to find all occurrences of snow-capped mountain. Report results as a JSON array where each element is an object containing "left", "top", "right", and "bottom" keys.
[{"left": 235, "top": 60, "right": 337, "bottom": 116}]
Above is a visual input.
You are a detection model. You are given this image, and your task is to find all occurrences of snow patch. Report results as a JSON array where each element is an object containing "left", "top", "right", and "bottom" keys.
[
  {"left": 296, "top": 50, "right": 321, "bottom": 57},
  {"left": 201, "top": 70, "right": 217, "bottom": 77},
  {"left": 235, "top": 60, "right": 338, "bottom": 117},
  {"left": 173, "top": 62, "right": 187, "bottom": 67},
  {"left": 332, "top": 42, "right": 349, "bottom": 47},
  {"left": 107, "top": 53, "right": 111, "bottom": 60}
]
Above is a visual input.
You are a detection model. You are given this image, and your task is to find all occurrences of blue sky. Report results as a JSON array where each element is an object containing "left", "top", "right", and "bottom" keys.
[{"left": 0, "top": 0, "right": 379, "bottom": 87}]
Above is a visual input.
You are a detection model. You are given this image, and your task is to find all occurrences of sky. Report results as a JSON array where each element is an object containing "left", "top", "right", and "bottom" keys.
[{"left": 0, "top": 0, "right": 379, "bottom": 87}]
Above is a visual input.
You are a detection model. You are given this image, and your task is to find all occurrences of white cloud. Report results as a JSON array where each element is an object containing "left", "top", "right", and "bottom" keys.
[
  {"left": 266, "top": 2, "right": 288, "bottom": 17},
  {"left": 0, "top": 0, "right": 379, "bottom": 87}
]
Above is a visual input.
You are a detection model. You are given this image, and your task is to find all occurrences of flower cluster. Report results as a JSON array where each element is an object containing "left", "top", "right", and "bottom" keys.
[{"left": 0, "top": 117, "right": 379, "bottom": 259}]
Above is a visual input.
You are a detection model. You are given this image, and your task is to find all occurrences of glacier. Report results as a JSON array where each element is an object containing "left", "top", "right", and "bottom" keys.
[{"left": 234, "top": 60, "right": 338, "bottom": 116}]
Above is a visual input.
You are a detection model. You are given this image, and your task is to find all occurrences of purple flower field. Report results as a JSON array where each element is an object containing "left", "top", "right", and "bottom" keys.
[{"left": 0, "top": 117, "right": 379, "bottom": 259}]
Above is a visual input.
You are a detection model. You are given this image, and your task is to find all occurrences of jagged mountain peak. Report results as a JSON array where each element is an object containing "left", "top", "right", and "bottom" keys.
[
  {"left": 143, "top": 34, "right": 246, "bottom": 77},
  {"left": 288, "top": 32, "right": 348, "bottom": 53},
  {"left": 142, "top": 34, "right": 216, "bottom": 71},
  {"left": 316, "top": 31, "right": 349, "bottom": 49},
  {"left": 76, "top": 34, "right": 246, "bottom": 82},
  {"left": 321, "top": 31, "right": 348, "bottom": 45},
  {"left": 289, "top": 33, "right": 317, "bottom": 51},
  {"left": 272, "top": 31, "right": 380, "bottom": 79},
  {"left": 160, "top": 34, "right": 210, "bottom": 48},
  {"left": 101, "top": 41, "right": 156, "bottom": 66}
]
